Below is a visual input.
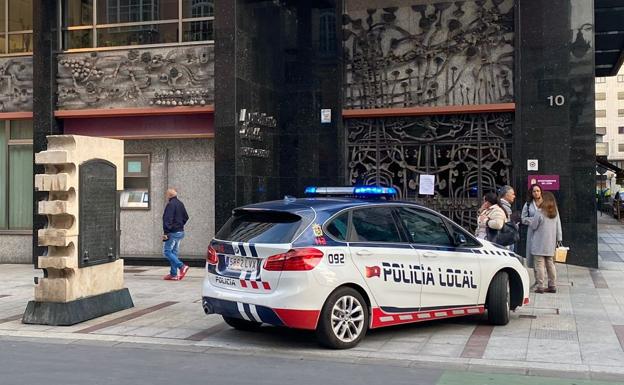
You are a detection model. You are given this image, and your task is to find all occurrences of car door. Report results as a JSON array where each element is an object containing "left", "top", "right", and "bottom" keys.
[
  {"left": 396, "top": 207, "right": 481, "bottom": 311},
  {"left": 347, "top": 206, "right": 422, "bottom": 314}
]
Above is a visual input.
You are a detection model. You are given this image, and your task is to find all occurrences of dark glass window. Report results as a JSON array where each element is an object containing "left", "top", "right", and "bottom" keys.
[
  {"left": 0, "top": 0, "right": 33, "bottom": 54},
  {"left": 350, "top": 207, "right": 402, "bottom": 243},
  {"left": 62, "top": 0, "right": 214, "bottom": 49},
  {"left": 325, "top": 212, "right": 349, "bottom": 241},
  {"left": 63, "top": 0, "right": 93, "bottom": 26},
  {"left": 397, "top": 207, "right": 453, "bottom": 246},
  {"left": 216, "top": 210, "right": 310, "bottom": 244},
  {"left": 182, "top": 0, "right": 214, "bottom": 18},
  {"left": 449, "top": 223, "right": 481, "bottom": 247}
]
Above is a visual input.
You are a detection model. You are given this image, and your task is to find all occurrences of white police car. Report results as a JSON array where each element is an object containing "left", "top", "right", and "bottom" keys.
[{"left": 202, "top": 187, "right": 530, "bottom": 349}]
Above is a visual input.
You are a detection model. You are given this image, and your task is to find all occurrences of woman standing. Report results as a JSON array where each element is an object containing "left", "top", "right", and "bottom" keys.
[
  {"left": 475, "top": 192, "right": 506, "bottom": 241},
  {"left": 528, "top": 191, "right": 562, "bottom": 294},
  {"left": 521, "top": 184, "right": 543, "bottom": 269}
]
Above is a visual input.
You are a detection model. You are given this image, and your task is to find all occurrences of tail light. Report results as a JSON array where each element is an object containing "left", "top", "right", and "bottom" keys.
[
  {"left": 206, "top": 245, "right": 218, "bottom": 265},
  {"left": 263, "top": 248, "right": 324, "bottom": 271}
]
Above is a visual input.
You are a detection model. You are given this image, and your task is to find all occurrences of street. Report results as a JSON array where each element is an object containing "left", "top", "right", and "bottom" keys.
[{"left": 1, "top": 338, "right": 622, "bottom": 385}]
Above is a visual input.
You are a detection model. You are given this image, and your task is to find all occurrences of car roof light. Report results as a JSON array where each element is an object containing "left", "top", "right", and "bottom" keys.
[{"left": 304, "top": 186, "right": 397, "bottom": 199}]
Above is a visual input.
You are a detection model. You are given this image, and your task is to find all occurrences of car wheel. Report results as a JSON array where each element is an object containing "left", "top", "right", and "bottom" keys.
[
  {"left": 487, "top": 271, "right": 510, "bottom": 325},
  {"left": 316, "top": 287, "right": 369, "bottom": 349},
  {"left": 222, "top": 316, "right": 262, "bottom": 331}
]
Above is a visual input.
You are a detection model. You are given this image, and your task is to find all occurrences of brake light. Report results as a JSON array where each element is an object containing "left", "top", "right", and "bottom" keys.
[
  {"left": 206, "top": 245, "right": 218, "bottom": 265},
  {"left": 263, "top": 248, "right": 324, "bottom": 271}
]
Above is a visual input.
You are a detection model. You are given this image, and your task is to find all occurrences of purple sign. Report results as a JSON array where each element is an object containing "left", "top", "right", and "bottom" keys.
[{"left": 528, "top": 175, "right": 560, "bottom": 191}]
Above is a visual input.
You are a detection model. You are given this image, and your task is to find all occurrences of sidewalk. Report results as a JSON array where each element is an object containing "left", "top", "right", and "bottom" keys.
[{"left": 1, "top": 218, "right": 624, "bottom": 381}]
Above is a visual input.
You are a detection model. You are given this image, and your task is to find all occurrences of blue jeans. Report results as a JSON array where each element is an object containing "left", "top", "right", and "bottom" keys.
[{"left": 163, "top": 231, "right": 185, "bottom": 276}]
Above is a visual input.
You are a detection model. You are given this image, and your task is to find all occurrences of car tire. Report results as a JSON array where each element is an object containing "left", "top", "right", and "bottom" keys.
[
  {"left": 222, "top": 316, "right": 262, "bottom": 331},
  {"left": 316, "top": 287, "right": 369, "bottom": 349},
  {"left": 487, "top": 271, "right": 510, "bottom": 325}
]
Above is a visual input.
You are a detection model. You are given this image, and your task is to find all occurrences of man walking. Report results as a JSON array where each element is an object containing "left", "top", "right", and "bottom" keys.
[{"left": 162, "top": 188, "right": 190, "bottom": 281}]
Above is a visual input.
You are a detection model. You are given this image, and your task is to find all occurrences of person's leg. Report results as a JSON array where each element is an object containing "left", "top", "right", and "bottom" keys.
[
  {"left": 170, "top": 232, "right": 190, "bottom": 279},
  {"left": 163, "top": 237, "right": 178, "bottom": 276},
  {"left": 545, "top": 256, "right": 557, "bottom": 290},
  {"left": 534, "top": 255, "right": 545, "bottom": 292},
  {"left": 169, "top": 232, "right": 185, "bottom": 272}
]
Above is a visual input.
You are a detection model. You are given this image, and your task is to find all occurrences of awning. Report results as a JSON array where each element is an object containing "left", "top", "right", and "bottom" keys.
[
  {"left": 597, "top": 156, "right": 624, "bottom": 178},
  {"left": 595, "top": 0, "right": 624, "bottom": 77}
]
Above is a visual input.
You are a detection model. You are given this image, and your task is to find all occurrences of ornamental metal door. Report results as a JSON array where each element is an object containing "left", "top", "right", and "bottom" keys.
[{"left": 346, "top": 113, "right": 513, "bottom": 232}]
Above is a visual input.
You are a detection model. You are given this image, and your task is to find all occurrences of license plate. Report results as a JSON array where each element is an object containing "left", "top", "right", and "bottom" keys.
[{"left": 227, "top": 256, "right": 259, "bottom": 272}]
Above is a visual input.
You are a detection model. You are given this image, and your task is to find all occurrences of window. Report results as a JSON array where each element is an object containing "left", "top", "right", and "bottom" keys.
[
  {"left": 618, "top": 75, "right": 624, "bottom": 83},
  {"left": 216, "top": 210, "right": 307, "bottom": 244},
  {"left": 596, "top": 109, "right": 606, "bottom": 118},
  {"left": 596, "top": 92, "right": 606, "bottom": 100},
  {"left": 120, "top": 154, "right": 150, "bottom": 209},
  {"left": 596, "top": 77, "right": 606, "bottom": 83},
  {"left": 0, "top": 0, "right": 33, "bottom": 54},
  {"left": 325, "top": 212, "right": 348, "bottom": 241},
  {"left": 618, "top": 92, "right": 624, "bottom": 100},
  {"left": 396, "top": 207, "right": 453, "bottom": 246},
  {"left": 350, "top": 207, "right": 402, "bottom": 243},
  {"left": 319, "top": 10, "right": 336, "bottom": 56},
  {"left": 448, "top": 223, "right": 481, "bottom": 247},
  {"left": 61, "top": 0, "right": 214, "bottom": 50},
  {"left": 619, "top": 109, "right": 624, "bottom": 118},
  {"left": 619, "top": 127, "right": 624, "bottom": 134},
  {"left": 619, "top": 144, "right": 624, "bottom": 153},
  {"left": 0, "top": 120, "right": 33, "bottom": 230}
]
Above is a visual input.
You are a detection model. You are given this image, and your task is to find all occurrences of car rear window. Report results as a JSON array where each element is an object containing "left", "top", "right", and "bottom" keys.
[{"left": 216, "top": 210, "right": 308, "bottom": 243}]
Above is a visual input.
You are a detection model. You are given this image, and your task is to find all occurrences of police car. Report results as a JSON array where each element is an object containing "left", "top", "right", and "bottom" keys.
[{"left": 202, "top": 187, "right": 530, "bottom": 349}]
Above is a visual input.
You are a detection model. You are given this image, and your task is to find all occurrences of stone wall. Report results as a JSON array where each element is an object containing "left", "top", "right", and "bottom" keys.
[
  {"left": 0, "top": 234, "right": 32, "bottom": 263},
  {"left": 121, "top": 138, "right": 214, "bottom": 257}
]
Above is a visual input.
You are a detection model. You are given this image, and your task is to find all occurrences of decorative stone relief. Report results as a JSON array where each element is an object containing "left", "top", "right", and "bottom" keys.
[
  {"left": 343, "top": 0, "right": 514, "bottom": 109},
  {"left": 57, "top": 45, "right": 214, "bottom": 109},
  {"left": 0, "top": 56, "right": 33, "bottom": 112}
]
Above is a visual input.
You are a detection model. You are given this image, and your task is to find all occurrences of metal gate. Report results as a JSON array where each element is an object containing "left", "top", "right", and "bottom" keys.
[{"left": 346, "top": 112, "right": 513, "bottom": 231}]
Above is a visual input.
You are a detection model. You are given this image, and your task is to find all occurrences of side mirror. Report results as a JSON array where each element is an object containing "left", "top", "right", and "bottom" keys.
[{"left": 454, "top": 232, "right": 467, "bottom": 246}]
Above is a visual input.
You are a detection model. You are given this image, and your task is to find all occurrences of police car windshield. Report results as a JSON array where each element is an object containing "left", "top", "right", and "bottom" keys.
[{"left": 216, "top": 210, "right": 311, "bottom": 243}]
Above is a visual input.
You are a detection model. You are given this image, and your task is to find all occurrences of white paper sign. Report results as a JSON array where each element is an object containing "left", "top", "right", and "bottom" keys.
[
  {"left": 419, "top": 174, "right": 435, "bottom": 195},
  {"left": 527, "top": 159, "right": 538, "bottom": 171},
  {"left": 321, "top": 109, "right": 331, "bottom": 123}
]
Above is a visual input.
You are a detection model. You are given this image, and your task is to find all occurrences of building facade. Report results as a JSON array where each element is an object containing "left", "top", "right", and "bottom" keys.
[
  {"left": 0, "top": 0, "right": 619, "bottom": 268},
  {"left": 595, "top": 67, "right": 624, "bottom": 169}
]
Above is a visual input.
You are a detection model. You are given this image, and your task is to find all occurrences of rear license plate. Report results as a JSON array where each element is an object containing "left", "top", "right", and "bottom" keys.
[{"left": 227, "top": 256, "right": 259, "bottom": 272}]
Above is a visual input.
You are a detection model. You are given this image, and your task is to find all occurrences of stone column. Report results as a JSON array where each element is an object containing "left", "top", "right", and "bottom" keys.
[
  {"left": 515, "top": 0, "right": 597, "bottom": 267},
  {"left": 33, "top": 0, "right": 63, "bottom": 265}
]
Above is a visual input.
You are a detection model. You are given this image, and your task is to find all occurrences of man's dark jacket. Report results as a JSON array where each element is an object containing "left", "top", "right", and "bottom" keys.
[{"left": 162, "top": 196, "right": 189, "bottom": 235}]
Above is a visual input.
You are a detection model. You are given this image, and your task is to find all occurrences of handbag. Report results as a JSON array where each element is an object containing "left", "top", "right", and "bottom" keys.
[
  {"left": 487, "top": 221, "right": 520, "bottom": 246},
  {"left": 555, "top": 245, "right": 569, "bottom": 263}
]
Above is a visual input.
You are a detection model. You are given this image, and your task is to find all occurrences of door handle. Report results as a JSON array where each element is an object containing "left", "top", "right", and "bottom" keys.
[
  {"left": 356, "top": 250, "right": 372, "bottom": 256},
  {"left": 423, "top": 252, "right": 437, "bottom": 259}
]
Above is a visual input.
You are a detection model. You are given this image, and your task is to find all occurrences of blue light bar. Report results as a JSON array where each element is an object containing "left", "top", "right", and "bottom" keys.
[{"left": 304, "top": 186, "right": 397, "bottom": 198}]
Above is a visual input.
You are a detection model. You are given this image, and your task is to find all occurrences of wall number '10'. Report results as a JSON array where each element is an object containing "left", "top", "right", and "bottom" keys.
[{"left": 547, "top": 95, "right": 565, "bottom": 106}]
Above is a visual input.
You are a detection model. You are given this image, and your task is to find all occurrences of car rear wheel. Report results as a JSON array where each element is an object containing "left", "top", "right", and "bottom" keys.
[
  {"left": 316, "top": 287, "right": 369, "bottom": 349},
  {"left": 222, "top": 316, "right": 262, "bottom": 331},
  {"left": 487, "top": 271, "right": 510, "bottom": 325}
]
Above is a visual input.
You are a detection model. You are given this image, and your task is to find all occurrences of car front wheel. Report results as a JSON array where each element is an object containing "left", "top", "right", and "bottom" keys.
[
  {"left": 316, "top": 287, "right": 369, "bottom": 349},
  {"left": 487, "top": 271, "right": 510, "bottom": 325}
]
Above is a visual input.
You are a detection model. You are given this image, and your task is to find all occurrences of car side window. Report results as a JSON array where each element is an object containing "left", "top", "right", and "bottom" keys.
[
  {"left": 350, "top": 207, "right": 402, "bottom": 243},
  {"left": 397, "top": 207, "right": 453, "bottom": 246},
  {"left": 449, "top": 223, "right": 481, "bottom": 247},
  {"left": 325, "top": 212, "right": 349, "bottom": 241}
]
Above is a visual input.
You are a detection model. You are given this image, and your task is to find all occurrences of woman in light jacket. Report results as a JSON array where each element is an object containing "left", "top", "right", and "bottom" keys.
[
  {"left": 528, "top": 191, "right": 562, "bottom": 294},
  {"left": 522, "top": 184, "right": 543, "bottom": 269},
  {"left": 475, "top": 192, "right": 506, "bottom": 241}
]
